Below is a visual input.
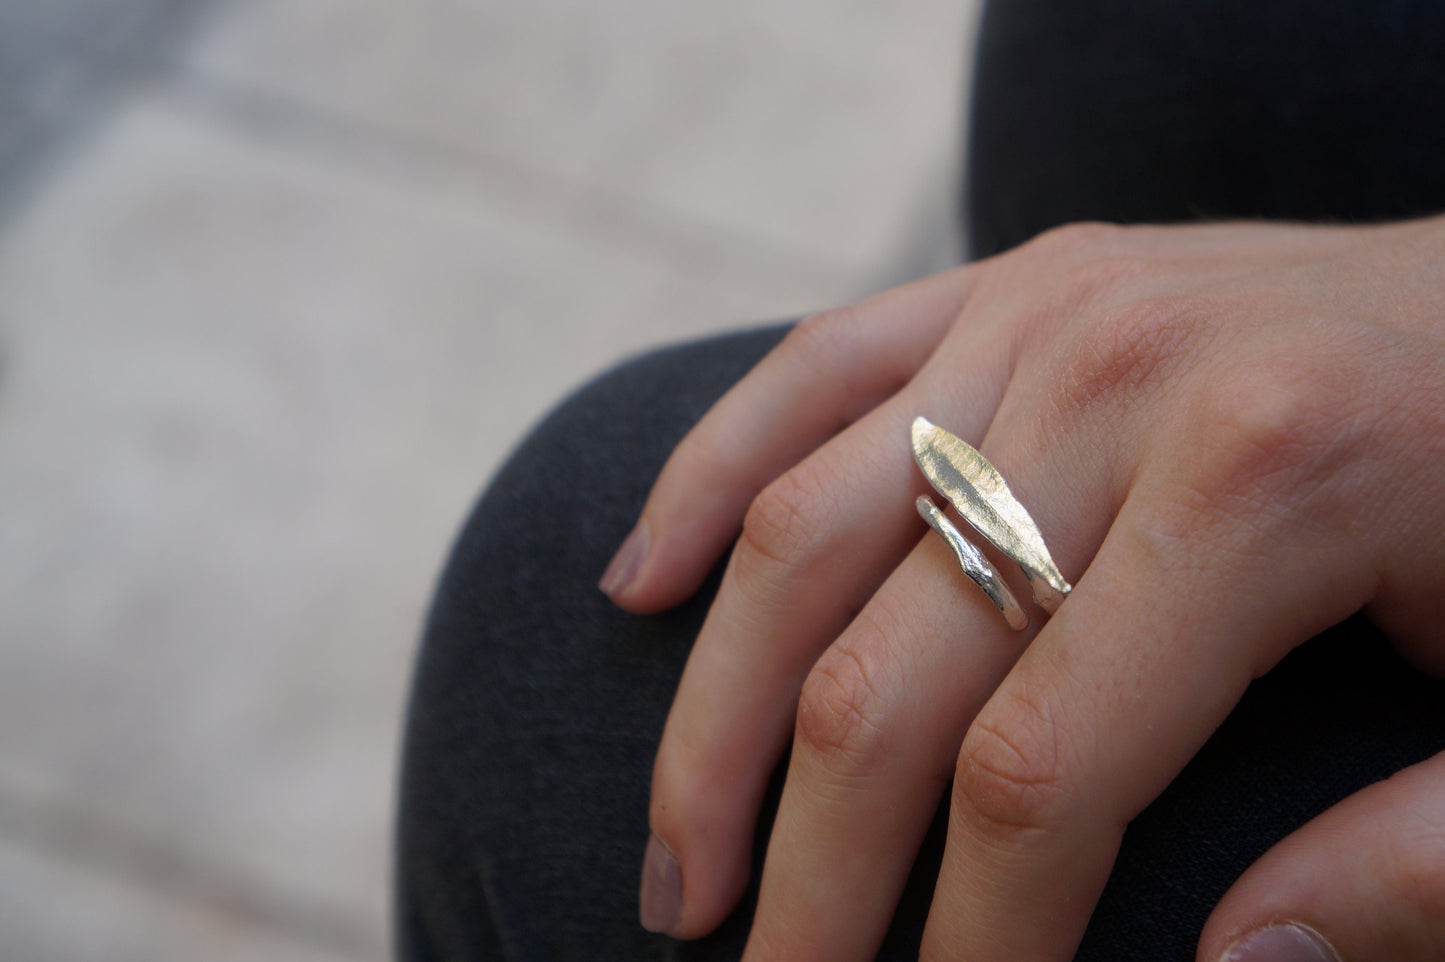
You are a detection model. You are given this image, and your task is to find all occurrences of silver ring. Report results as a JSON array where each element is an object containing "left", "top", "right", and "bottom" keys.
[{"left": 911, "top": 416, "right": 1072, "bottom": 630}]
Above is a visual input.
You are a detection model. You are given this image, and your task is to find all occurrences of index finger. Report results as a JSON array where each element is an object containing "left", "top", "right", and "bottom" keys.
[{"left": 602, "top": 265, "right": 975, "bottom": 612}]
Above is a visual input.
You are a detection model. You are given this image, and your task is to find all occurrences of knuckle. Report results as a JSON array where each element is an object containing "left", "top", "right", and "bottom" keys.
[
  {"left": 1052, "top": 254, "right": 1146, "bottom": 319},
  {"left": 953, "top": 687, "right": 1072, "bottom": 844},
  {"left": 1003, "top": 231, "right": 1149, "bottom": 347},
  {"left": 738, "top": 467, "right": 833, "bottom": 571},
  {"left": 778, "top": 306, "right": 855, "bottom": 375},
  {"left": 1215, "top": 366, "right": 1341, "bottom": 455},
  {"left": 1189, "top": 359, "right": 1356, "bottom": 499},
  {"left": 1051, "top": 296, "right": 1209, "bottom": 424},
  {"left": 1028, "top": 220, "right": 1124, "bottom": 258},
  {"left": 795, "top": 626, "right": 900, "bottom": 773},
  {"left": 1151, "top": 352, "right": 1388, "bottom": 554},
  {"left": 667, "top": 424, "right": 729, "bottom": 483},
  {"left": 788, "top": 304, "right": 855, "bottom": 347},
  {"left": 650, "top": 727, "right": 726, "bottom": 831}
]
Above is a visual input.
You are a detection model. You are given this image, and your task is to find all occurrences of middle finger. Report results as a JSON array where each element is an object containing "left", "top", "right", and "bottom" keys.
[{"left": 739, "top": 413, "right": 1110, "bottom": 961}]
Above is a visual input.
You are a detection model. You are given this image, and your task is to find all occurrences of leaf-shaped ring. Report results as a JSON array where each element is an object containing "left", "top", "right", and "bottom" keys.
[{"left": 911, "top": 416, "right": 1073, "bottom": 631}]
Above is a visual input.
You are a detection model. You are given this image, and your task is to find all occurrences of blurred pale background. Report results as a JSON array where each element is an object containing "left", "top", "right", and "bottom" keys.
[{"left": 0, "top": 1, "right": 979, "bottom": 958}]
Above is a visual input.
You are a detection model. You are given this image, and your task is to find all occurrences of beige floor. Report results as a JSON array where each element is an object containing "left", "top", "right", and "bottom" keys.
[{"left": 0, "top": 1, "right": 979, "bottom": 958}]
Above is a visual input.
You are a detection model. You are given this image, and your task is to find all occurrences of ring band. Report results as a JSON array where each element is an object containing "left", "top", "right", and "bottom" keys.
[
  {"left": 911, "top": 416, "right": 1072, "bottom": 629},
  {"left": 915, "top": 495, "right": 1029, "bottom": 630}
]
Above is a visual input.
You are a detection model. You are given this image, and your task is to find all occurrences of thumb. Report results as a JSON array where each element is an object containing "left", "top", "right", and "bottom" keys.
[{"left": 1199, "top": 750, "right": 1445, "bottom": 962}]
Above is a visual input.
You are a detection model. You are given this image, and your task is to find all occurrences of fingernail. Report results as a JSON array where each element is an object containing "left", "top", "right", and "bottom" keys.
[
  {"left": 599, "top": 521, "right": 648, "bottom": 597},
  {"left": 1222, "top": 923, "right": 1340, "bottom": 962},
  {"left": 639, "top": 832, "right": 681, "bottom": 933}
]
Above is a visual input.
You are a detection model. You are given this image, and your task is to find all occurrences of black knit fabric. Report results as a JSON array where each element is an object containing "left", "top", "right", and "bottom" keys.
[{"left": 966, "top": 0, "right": 1445, "bottom": 258}]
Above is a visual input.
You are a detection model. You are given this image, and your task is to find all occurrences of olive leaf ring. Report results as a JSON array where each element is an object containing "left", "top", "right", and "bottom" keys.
[{"left": 911, "top": 416, "right": 1072, "bottom": 631}]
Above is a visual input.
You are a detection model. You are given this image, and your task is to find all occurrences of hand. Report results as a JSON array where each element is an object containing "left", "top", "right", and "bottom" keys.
[{"left": 601, "top": 218, "right": 1445, "bottom": 960}]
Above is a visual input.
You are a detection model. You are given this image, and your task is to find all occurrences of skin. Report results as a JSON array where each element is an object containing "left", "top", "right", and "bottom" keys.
[{"left": 604, "top": 218, "right": 1445, "bottom": 961}]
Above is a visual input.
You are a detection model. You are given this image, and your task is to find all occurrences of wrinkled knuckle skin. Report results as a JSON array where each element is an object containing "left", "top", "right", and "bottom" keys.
[
  {"left": 1191, "top": 360, "right": 1356, "bottom": 504},
  {"left": 778, "top": 306, "right": 858, "bottom": 379},
  {"left": 1145, "top": 356, "right": 1377, "bottom": 554},
  {"left": 1051, "top": 297, "right": 1209, "bottom": 426},
  {"left": 795, "top": 632, "right": 898, "bottom": 775},
  {"left": 738, "top": 468, "right": 832, "bottom": 572},
  {"left": 954, "top": 693, "right": 1071, "bottom": 845}
]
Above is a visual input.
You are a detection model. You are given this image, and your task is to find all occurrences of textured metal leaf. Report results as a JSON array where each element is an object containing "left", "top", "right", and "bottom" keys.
[{"left": 911, "top": 416, "right": 1071, "bottom": 612}]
